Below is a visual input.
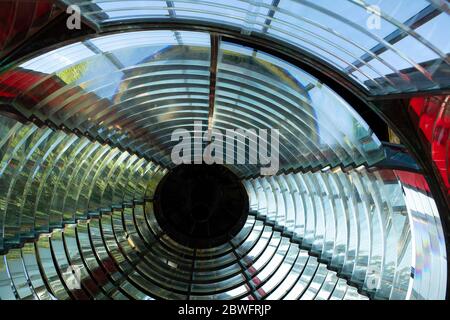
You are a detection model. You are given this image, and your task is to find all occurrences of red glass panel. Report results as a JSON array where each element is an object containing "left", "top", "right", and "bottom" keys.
[
  {"left": 0, "top": 0, "right": 59, "bottom": 60},
  {"left": 394, "top": 170, "right": 431, "bottom": 194},
  {"left": 408, "top": 96, "right": 450, "bottom": 196}
]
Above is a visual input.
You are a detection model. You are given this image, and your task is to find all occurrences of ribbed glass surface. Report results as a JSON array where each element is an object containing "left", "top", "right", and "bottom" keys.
[
  {"left": 0, "top": 30, "right": 385, "bottom": 177},
  {"left": 215, "top": 41, "right": 383, "bottom": 175},
  {"left": 0, "top": 115, "right": 166, "bottom": 253},
  {"left": 0, "top": 200, "right": 369, "bottom": 300},
  {"left": 0, "top": 167, "right": 445, "bottom": 300},
  {"left": 0, "top": 23, "right": 447, "bottom": 300},
  {"left": 61, "top": 0, "right": 450, "bottom": 95},
  {"left": 1, "top": 31, "right": 211, "bottom": 169},
  {"left": 243, "top": 168, "right": 447, "bottom": 299}
]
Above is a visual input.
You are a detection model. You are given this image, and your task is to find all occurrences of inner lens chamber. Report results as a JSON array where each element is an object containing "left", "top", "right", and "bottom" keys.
[
  {"left": 0, "top": 10, "right": 447, "bottom": 300},
  {"left": 153, "top": 164, "right": 249, "bottom": 249}
]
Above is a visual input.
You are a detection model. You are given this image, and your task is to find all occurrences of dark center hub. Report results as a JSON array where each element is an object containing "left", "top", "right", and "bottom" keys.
[{"left": 153, "top": 164, "right": 249, "bottom": 248}]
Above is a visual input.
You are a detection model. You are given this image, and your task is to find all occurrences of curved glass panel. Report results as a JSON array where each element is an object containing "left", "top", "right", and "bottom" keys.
[
  {"left": 244, "top": 167, "right": 447, "bottom": 299},
  {"left": 61, "top": 0, "right": 450, "bottom": 95},
  {"left": 0, "top": 200, "right": 370, "bottom": 300},
  {"left": 1, "top": 170, "right": 445, "bottom": 300},
  {"left": 0, "top": 30, "right": 385, "bottom": 177},
  {"left": 0, "top": 115, "right": 166, "bottom": 253},
  {"left": 0, "top": 27, "right": 446, "bottom": 301}
]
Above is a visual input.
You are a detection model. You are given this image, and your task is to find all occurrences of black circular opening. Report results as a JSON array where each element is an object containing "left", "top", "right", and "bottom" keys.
[
  {"left": 153, "top": 164, "right": 249, "bottom": 248},
  {"left": 191, "top": 203, "right": 211, "bottom": 222}
]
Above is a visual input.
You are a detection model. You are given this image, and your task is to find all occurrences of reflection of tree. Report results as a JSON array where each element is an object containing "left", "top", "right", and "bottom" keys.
[{"left": 56, "top": 61, "right": 88, "bottom": 85}]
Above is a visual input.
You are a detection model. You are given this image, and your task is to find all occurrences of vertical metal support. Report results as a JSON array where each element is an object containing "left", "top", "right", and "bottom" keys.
[
  {"left": 166, "top": 1, "right": 183, "bottom": 44},
  {"left": 187, "top": 248, "right": 196, "bottom": 300},
  {"left": 262, "top": 0, "right": 280, "bottom": 33},
  {"left": 207, "top": 33, "right": 220, "bottom": 137},
  {"left": 166, "top": 1, "right": 176, "bottom": 17}
]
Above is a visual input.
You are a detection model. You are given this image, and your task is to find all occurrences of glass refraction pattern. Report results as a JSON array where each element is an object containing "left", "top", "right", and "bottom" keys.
[
  {"left": 62, "top": 0, "right": 450, "bottom": 95},
  {"left": 0, "top": 3, "right": 448, "bottom": 301}
]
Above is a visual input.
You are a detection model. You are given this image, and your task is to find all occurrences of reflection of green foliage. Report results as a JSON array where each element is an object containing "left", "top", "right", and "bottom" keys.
[
  {"left": 37, "top": 237, "right": 50, "bottom": 248},
  {"left": 7, "top": 249, "right": 21, "bottom": 259},
  {"left": 0, "top": 116, "right": 16, "bottom": 137},
  {"left": 56, "top": 61, "right": 88, "bottom": 84},
  {"left": 145, "top": 172, "right": 165, "bottom": 198},
  {"left": 22, "top": 243, "right": 35, "bottom": 254}
]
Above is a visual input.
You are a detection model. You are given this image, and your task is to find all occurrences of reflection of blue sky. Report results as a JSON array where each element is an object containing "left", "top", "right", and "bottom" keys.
[
  {"left": 74, "top": 55, "right": 122, "bottom": 99},
  {"left": 113, "top": 46, "right": 167, "bottom": 66},
  {"left": 43, "top": 1, "right": 449, "bottom": 93},
  {"left": 219, "top": 41, "right": 378, "bottom": 151},
  {"left": 219, "top": 42, "right": 312, "bottom": 100},
  {"left": 309, "top": 86, "right": 357, "bottom": 147},
  {"left": 98, "top": 0, "right": 169, "bottom": 19},
  {"left": 20, "top": 43, "right": 95, "bottom": 74},
  {"left": 416, "top": 13, "right": 450, "bottom": 54},
  {"left": 364, "top": 0, "right": 430, "bottom": 29},
  {"left": 86, "top": 46, "right": 172, "bottom": 100},
  {"left": 85, "top": 0, "right": 448, "bottom": 93},
  {"left": 15, "top": 0, "right": 445, "bottom": 142},
  {"left": 89, "top": 30, "right": 209, "bottom": 50},
  {"left": 171, "top": 0, "right": 271, "bottom": 28},
  {"left": 20, "top": 31, "right": 210, "bottom": 101},
  {"left": 256, "top": 49, "right": 375, "bottom": 151},
  {"left": 97, "top": 0, "right": 273, "bottom": 28},
  {"left": 93, "top": 31, "right": 209, "bottom": 100},
  {"left": 273, "top": 0, "right": 433, "bottom": 77}
]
